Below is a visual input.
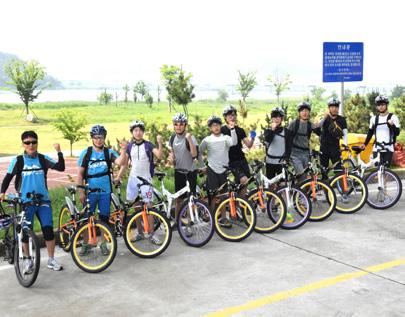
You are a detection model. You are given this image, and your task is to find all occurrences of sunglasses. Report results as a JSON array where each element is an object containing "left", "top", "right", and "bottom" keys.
[
  {"left": 92, "top": 136, "right": 105, "bottom": 140},
  {"left": 23, "top": 140, "right": 38, "bottom": 145}
]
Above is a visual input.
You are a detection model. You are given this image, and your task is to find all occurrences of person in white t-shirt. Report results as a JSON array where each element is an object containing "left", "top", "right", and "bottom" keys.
[{"left": 361, "top": 95, "right": 401, "bottom": 166}]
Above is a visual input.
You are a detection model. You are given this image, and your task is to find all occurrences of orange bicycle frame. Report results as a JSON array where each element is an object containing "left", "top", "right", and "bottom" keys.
[
  {"left": 229, "top": 192, "right": 237, "bottom": 219},
  {"left": 257, "top": 186, "right": 265, "bottom": 209},
  {"left": 141, "top": 204, "right": 150, "bottom": 234},
  {"left": 87, "top": 216, "right": 97, "bottom": 245}
]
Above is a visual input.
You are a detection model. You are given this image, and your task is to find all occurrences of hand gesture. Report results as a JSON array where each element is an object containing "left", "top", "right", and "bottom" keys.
[
  {"left": 156, "top": 135, "right": 163, "bottom": 144},
  {"left": 271, "top": 122, "right": 278, "bottom": 131},
  {"left": 53, "top": 143, "right": 61, "bottom": 153},
  {"left": 119, "top": 139, "right": 128, "bottom": 151},
  {"left": 185, "top": 133, "right": 192, "bottom": 140}
]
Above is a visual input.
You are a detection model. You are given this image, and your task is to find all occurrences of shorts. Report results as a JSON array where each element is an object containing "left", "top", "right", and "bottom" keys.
[
  {"left": 291, "top": 150, "right": 309, "bottom": 175},
  {"left": 206, "top": 166, "right": 227, "bottom": 194},
  {"left": 266, "top": 163, "right": 282, "bottom": 180},
  {"left": 175, "top": 169, "right": 197, "bottom": 198},
  {"left": 88, "top": 192, "right": 111, "bottom": 218},
  {"left": 373, "top": 151, "right": 393, "bottom": 166},
  {"left": 24, "top": 202, "right": 53, "bottom": 228},
  {"left": 126, "top": 175, "right": 153, "bottom": 203},
  {"left": 229, "top": 159, "right": 251, "bottom": 182}
]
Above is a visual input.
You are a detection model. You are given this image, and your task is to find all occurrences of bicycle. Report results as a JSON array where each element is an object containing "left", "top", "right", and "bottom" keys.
[
  {"left": 0, "top": 192, "right": 41, "bottom": 287},
  {"left": 328, "top": 145, "right": 368, "bottom": 214},
  {"left": 298, "top": 151, "right": 337, "bottom": 222},
  {"left": 203, "top": 166, "right": 257, "bottom": 242},
  {"left": 344, "top": 143, "right": 402, "bottom": 209},
  {"left": 58, "top": 185, "right": 117, "bottom": 273},
  {"left": 123, "top": 176, "right": 172, "bottom": 258},
  {"left": 151, "top": 170, "right": 214, "bottom": 248},
  {"left": 245, "top": 160, "right": 287, "bottom": 233}
]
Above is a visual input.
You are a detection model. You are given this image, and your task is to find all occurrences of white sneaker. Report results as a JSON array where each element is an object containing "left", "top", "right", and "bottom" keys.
[
  {"left": 23, "top": 258, "right": 34, "bottom": 275},
  {"left": 47, "top": 258, "right": 63, "bottom": 271}
]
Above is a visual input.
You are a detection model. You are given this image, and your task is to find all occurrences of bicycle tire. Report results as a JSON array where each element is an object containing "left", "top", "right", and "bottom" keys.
[{"left": 58, "top": 205, "right": 74, "bottom": 252}]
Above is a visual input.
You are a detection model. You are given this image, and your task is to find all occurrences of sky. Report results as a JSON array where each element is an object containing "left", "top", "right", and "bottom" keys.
[{"left": 1, "top": 0, "right": 404, "bottom": 89}]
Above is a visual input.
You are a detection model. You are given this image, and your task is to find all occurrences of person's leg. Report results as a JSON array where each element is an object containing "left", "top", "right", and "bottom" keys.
[
  {"left": 126, "top": 176, "right": 143, "bottom": 235},
  {"left": 206, "top": 167, "right": 218, "bottom": 212},
  {"left": 319, "top": 147, "right": 331, "bottom": 180},
  {"left": 174, "top": 170, "right": 186, "bottom": 220}
]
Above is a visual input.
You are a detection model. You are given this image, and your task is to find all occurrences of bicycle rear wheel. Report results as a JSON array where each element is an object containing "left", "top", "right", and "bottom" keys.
[
  {"left": 300, "top": 179, "right": 336, "bottom": 221},
  {"left": 14, "top": 228, "right": 40, "bottom": 288},
  {"left": 330, "top": 173, "right": 368, "bottom": 214},
  {"left": 71, "top": 221, "right": 117, "bottom": 273},
  {"left": 58, "top": 205, "right": 74, "bottom": 252},
  {"left": 364, "top": 168, "right": 402, "bottom": 209},
  {"left": 124, "top": 209, "right": 172, "bottom": 258},
  {"left": 277, "top": 186, "right": 312, "bottom": 230},
  {"left": 247, "top": 188, "right": 286, "bottom": 233},
  {"left": 178, "top": 199, "right": 214, "bottom": 247},
  {"left": 214, "top": 197, "right": 256, "bottom": 242}
]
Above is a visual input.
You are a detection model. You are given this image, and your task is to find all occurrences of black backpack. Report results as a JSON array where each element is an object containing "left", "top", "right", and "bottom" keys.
[
  {"left": 81, "top": 146, "right": 112, "bottom": 184},
  {"left": 292, "top": 119, "right": 312, "bottom": 139},
  {"left": 373, "top": 113, "right": 398, "bottom": 145},
  {"left": 15, "top": 154, "right": 48, "bottom": 191}
]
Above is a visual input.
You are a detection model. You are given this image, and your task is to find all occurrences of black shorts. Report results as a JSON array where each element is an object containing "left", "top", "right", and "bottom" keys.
[
  {"left": 206, "top": 166, "right": 227, "bottom": 194},
  {"left": 266, "top": 163, "right": 282, "bottom": 180},
  {"left": 175, "top": 169, "right": 197, "bottom": 198},
  {"left": 229, "top": 159, "right": 251, "bottom": 182},
  {"left": 373, "top": 151, "right": 393, "bottom": 166}
]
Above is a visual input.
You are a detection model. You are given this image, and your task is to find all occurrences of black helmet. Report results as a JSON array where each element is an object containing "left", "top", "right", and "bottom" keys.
[
  {"left": 271, "top": 107, "right": 285, "bottom": 118},
  {"left": 90, "top": 124, "right": 107, "bottom": 137},
  {"left": 375, "top": 95, "right": 389, "bottom": 105},
  {"left": 172, "top": 113, "right": 188, "bottom": 124},
  {"left": 222, "top": 104, "right": 237, "bottom": 117},
  {"left": 297, "top": 101, "right": 311, "bottom": 112},
  {"left": 327, "top": 97, "right": 341, "bottom": 107},
  {"left": 129, "top": 120, "right": 145, "bottom": 132},
  {"left": 207, "top": 115, "right": 222, "bottom": 127}
]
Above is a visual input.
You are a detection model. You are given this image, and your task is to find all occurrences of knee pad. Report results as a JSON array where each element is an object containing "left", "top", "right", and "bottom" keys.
[
  {"left": 42, "top": 226, "right": 55, "bottom": 241},
  {"left": 99, "top": 214, "right": 110, "bottom": 224}
]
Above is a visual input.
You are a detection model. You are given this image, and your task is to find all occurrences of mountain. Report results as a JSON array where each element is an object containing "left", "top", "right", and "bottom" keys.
[{"left": 0, "top": 52, "right": 64, "bottom": 89}]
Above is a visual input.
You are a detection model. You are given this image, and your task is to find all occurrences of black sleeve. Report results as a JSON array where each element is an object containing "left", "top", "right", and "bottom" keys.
[
  {"left": 221, "top": 125, "right": 230, "bottom": 136},
  {"left": 341, "top": 117, "right": 348, "bottom": 130},
  {"left": 49, "top": 152, "right": 65, "bottom": 171},
  {"left": 284, "top": 128, "right": 293, "bottom": 159},
  {"left": 263, "top": 128, "right": 276, "bottom": 144},
  {"left": 364, "top": 128, "right": 374, "bottom": 146},
  {"left": 1, "top": 173, "right": 14, "bottom": 193},
  {"left": 312, "top": 126, "right": 321, "bottom": 136},
  {"left": 239, "top": 127, "right": 247, "bottom": 139}
]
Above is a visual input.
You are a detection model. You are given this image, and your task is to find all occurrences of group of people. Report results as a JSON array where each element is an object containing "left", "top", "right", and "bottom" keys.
[{"left": 0, "top": 94, "right": 401, "bottom": 273}]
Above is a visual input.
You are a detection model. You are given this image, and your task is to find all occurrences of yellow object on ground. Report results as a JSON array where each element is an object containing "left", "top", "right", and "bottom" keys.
[{"left": 341, "top": 133, "right": 374, "bottom": 163}]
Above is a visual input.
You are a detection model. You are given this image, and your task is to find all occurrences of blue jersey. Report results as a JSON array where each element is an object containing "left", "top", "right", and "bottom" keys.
[
  {"left": 77, "top": 147, "right": 118, "bottom": 193},
  {"left": 7, "top": 154, "right": 56, "bottom": 202}
]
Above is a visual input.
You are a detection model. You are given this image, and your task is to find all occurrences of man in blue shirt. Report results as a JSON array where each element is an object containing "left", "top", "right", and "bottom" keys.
[
  {"left": 1, "top": 131, "right": 65, "bottom": 272},
  {"left": 76, "top": 125, "right": 126, "bottom": 255}
]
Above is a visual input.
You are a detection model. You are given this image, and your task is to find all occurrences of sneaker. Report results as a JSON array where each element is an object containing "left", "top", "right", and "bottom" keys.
[
  {"left": 185, "top": 226, "right": 193, "bottom": 238},
  {"left": 130, "top": 232, "right": 145, "bottom": 243},
  {"left": 219, "top": 218, "right": 232, "bottom": 228},
  {"left": 23, "top": 258, "right": 34, "bottom": 275},
  {"left": 150, "top": 234, "right": 163, "bottom": 246},
  {"left": 100, "top": 242, "right": 109, "bottom": 256},
  {"left": 47, "top": 258, "right": 63, "bottom": 271},
  {"left": 285, "top": 212, "right": 295, "bottom": 224},
  {"left": 79, "top": 243, "right": 91, "bottom": 256},
  {"left": 342, "top": 194, "right": 349, "bottom": 204}
]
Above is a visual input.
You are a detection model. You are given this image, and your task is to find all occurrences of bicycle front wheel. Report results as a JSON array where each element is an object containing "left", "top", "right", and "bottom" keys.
[
  {"left": 330, "top": 173, "right": 368, "bottom": 214},
  {"left": 71, "top": 221, "right": 117, "bottom": 273},
  {"left": 58, "top": 205, "right": 74, "bottom": 252},
  {"left": 214, "top": 197, "right": 256, "bottom": 242},
  {"left": 178, "top": 199, "right": 214, "bottom": 247},
  {"left": 300, "top": 179, "right": 336, "bottom": 221},
  {"left": 14, "top": 228, "right": 40, "bottom": 288},
  {"left": 277, "top": 186, "right": 312, "bottom": 230},
  {"left": 124, "top": 209, "right": 172, "bottom": 258},
  {"left": 248, "top": 188, "right": 286, "bottom": 233},
  {"left": 364, "top": 168, "right": 402, "bottom": 209}
]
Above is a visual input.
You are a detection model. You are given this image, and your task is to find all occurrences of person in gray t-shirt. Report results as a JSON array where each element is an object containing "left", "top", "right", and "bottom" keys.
[
  {"left": 287, "top": 102, "right": 320, "bottom": 177},
  {"left": 168, "top": 113, "right": 199, "bottom": 227}
]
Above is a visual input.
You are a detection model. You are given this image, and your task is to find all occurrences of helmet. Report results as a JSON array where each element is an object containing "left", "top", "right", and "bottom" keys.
[
  {"left": 90, "top": 124, "right": 107, "bottom": 137},
  {"left": 129, "top": 120, "right": 145, "bottom": 132},
  {"left": 327, "top": 97, "right": 341, "bottom": 107},
  {"left": 375, "top": 95, "right": 389, "bottom": 105},
  {"left": 207, "top": 115, "right": 222, "bottom": 127},
  {"left": 172, "top": 113, "right": 188, "bottom": 124},
  {"left": 297, "top": 101, "right": 311, "bottom": 112},
  {"left": 271, "top": 107, "right": 285, "bottom": 118},
  {"left": 222, "top": 104, "right": 237, "bottom": 117},
  {"left": 0, "top": 214, "right": 12, "bottom": 229}
]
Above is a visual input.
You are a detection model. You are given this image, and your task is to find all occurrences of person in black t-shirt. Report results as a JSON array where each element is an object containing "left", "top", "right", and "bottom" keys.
[
  {"left": 319, "top": 98, "right": 348, "bottom": 179},
  {"left": 221, "top": 105, "right": 256, "bottom": 187}
]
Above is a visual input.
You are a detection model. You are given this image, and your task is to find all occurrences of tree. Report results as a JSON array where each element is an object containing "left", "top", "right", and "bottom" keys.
[
  {"left": 157, "top": 85, "right": 161, "bottom": 104},
  {"left": 217, "top": 89, "right": 229, "bottom": 102},
  {"left": 132, "top": 86, "right": 138, "bottom": 103},
  {"left": 134, "top": 81, "right": 148, "bottom": 101},
  {"left": 145, "top": 93, "right": 153, "bottom": 108},
  {"left": 310, "top": 86, "right": 326, "bottom": 101},
  {"left": 236, "top": 71, "right": 257, "bottom": 103},
  {"left": 98, "top": 89, "right": 113, "bottom": 105},
  {"left": 345, "top": 94, "right": 370, "bottom": 133},
  {"left": 53, "top": 110, "right": 87, "bottom": 156},
  {"left": 4, "top": 59, "right": 48, "bottom": 115},
  {"left": 123, "top": 84, "right": 129, "bottom": 103},
  {"left": 160, "top": 65, "right": 195, "bottom": 116},
  {"left": 267, "top": 72, "right": 291, "bottom": 104},
  {"left": 391, "top": 85, "right": 405, "bottom": 99}
]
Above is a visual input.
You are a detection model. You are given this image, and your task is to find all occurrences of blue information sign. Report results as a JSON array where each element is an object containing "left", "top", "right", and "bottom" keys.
[{"left": 323, "top": 42, "right": 364, "bottom": 82}]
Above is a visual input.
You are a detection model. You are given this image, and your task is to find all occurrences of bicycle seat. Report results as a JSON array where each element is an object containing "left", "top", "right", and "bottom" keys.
[
  {"left": 351, "top": 146, "right": 362, "bottom": 154},
  {"left": 175, "top": 169, "right": 189, "bottom": 175},
  {"left": 137, "top": 176, "right": 152, "bottom": 186},
  {"left": 66, "top": 186, "right": 77, "bottom": 194},
  {"left": 154, "top": 171, "right": 167, "bottom": 178}
]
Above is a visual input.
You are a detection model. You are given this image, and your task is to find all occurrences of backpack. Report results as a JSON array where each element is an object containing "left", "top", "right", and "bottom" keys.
[
  {"left": 169, "top": 134, "right": 198, "bottom": 159},
  {"left": 373, "top": 113, "right": 398, "bottom": 145},
  {"left": 265, "top": 128, "right": 287, "bottom": 162},
  {"left": 81, "top": 146, "right": 112, "bottom": 185},
  {"left": 15, "top": 153, "right": 48, "bottom": 191},
  {"left": 292, "top": 119, "right": 312, "bottom": 150},
  {"left": 126, "top": 141, "right": 155, "bottom": 176}
]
